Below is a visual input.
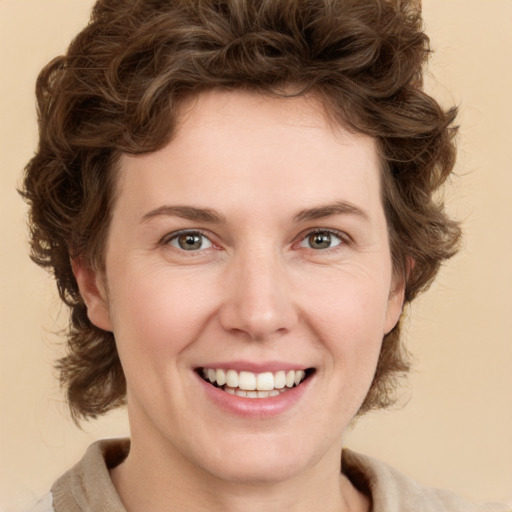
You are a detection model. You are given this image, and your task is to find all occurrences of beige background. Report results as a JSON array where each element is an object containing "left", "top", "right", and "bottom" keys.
[{"left": 1, "top": 0, "right": 511, "bottom": 510}]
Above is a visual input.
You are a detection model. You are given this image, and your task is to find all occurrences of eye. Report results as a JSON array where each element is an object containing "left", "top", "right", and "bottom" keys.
[
  {"left": 166, "top": 231, "right": 213, "bottom": 251},
  {"left": 298, "top": 230, "right": 343, "bottom": 250}
]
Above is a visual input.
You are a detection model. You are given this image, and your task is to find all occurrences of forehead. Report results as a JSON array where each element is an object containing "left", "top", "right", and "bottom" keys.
[
  {"left": 174, "top": 89, "right": 368, "bottom": 153},
  {"left": 114, "top": 89, "right": 382, "bottom": 220}
]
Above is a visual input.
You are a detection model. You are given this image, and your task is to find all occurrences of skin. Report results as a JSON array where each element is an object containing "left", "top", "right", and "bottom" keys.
[{"left": 74, "top": 89, "right": 405, "bottom": 512}]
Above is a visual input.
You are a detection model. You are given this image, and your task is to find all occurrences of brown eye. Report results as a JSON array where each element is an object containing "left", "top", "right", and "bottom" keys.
[
  {"left": 168, "top": 232, "right": 212, "bottom": 251},
  {"left": 300, "top": 231, "right": 342, "bottom": 250}
]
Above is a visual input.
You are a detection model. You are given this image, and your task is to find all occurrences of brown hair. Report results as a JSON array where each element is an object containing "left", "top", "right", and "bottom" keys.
[{"left": 21, "top": 0, "right": 460, "bottom": 421}]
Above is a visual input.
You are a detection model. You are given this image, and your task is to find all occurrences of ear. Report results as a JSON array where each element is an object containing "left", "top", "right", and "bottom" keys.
[
  {"left": 384, "top": 280, "right": 405, "bottom": 334},
  {"left": 71, "top": 258, "right": 113, "bottom": 332},
  {"left": 384, "top": 257, "right": 413, "bottom": 334}
]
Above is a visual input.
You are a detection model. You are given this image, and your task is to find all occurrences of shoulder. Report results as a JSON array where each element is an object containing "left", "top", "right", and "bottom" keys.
[
  {"left": 28, "top": 493, "right": 54, "bottom": 512},
  {"left": 50, "top": 438, "right": 129, "bottom": 512},
  {"left": 342, "top": 449, "right": 511, "bottom": 512}
]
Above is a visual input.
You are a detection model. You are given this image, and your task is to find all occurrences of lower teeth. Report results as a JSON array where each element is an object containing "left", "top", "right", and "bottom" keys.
[{"left": 224, "top": 387, "right": 288, "bottom": 398}]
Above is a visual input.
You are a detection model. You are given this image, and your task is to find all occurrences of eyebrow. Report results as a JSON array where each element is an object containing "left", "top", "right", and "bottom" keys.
[
  {"left": 292, "top": 201, "right": 369, "bottom": 223},
  {"left": 140, "top": 200, "right": 368, "bottom": 225},
  {"left": 140, "top": 205, "right": 226, "bottom": 224}
]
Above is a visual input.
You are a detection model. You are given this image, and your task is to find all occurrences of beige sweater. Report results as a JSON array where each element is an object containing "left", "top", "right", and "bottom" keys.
[{"left": 48, "top": 439, "right": 509, "bottom": 512}]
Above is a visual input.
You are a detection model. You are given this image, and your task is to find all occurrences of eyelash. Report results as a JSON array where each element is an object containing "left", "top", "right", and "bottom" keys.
[
  {"left": 162, "top": 230, "right": 215, "bottom": 252},
  {"left": 296, "top": 229, "right": 348, "bottom": 251},
  {"left": 161, "top": 228, "right": 350, "bottom": 253}
]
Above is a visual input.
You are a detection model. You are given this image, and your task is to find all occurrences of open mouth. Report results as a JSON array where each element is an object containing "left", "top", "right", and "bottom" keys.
[{"left": 198, "top": 367, "right": 315, "bottom": 398}]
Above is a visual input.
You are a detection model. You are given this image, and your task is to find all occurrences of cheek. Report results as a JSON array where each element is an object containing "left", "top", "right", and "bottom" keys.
[
  {"left": 108, "top": 267, "right": 216, "bottom": 364},
  {"left": 300, "top": 270, "right": 390, "bottom": 379},
  {"left": 302, "top": 269, "right": 392, "bottom": 339}
]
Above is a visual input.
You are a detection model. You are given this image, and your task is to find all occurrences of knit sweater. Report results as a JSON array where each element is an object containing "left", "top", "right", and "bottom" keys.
[{"left": 34, "top": 439, "right": 510, "bottom": 512}]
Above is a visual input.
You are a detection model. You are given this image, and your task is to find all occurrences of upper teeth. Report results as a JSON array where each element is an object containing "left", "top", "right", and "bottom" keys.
[{"left": 202, "top": 368, "right": 307, "bottom": 391}]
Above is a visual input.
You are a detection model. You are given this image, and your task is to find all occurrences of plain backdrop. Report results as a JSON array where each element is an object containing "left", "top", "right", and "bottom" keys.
[{"left": 1, "top": 1, "right": 511, "bottom": 511}]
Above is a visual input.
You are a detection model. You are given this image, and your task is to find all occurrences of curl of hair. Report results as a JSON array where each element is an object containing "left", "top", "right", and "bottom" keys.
[{"left": 21, "top": 0, "right": 460, "bottom": 421}]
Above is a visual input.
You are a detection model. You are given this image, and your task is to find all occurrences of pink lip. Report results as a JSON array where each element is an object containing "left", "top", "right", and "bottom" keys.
[
  {"left": 195, "top": 367, "right": 314, "bottom": 419},
  {"left": 196, "top": 360, "right": 310, "bottom": 373}
]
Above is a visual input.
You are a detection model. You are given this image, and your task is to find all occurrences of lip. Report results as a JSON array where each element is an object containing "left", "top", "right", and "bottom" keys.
[{"left": 195, "top": 362, "right": 314, "bottom": 419}]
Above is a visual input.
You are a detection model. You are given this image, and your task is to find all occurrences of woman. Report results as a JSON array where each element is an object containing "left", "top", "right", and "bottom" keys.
[{"left": 21, "top": 0, "right": 510, "bottom": 511}]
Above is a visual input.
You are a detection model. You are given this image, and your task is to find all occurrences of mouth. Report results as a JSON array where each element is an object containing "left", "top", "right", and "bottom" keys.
[{"left": 198, "top": 367, "right": 315, "bottom": 398}]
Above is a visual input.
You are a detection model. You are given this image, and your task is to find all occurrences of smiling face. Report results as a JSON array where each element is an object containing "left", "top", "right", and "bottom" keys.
[{"left": 76, "top": 89, "right": 404, "bottom": 487}]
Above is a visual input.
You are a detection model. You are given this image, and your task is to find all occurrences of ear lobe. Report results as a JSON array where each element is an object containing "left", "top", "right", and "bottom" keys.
[
  {"left": 384, "top": 276, "right": 408, "bottom": 335},
  {"left": 384, "top": 257, "right": 413, "bottom": 334},
  {"left": 384, "top": 282, "right": 405, "bottom": 334},
  {"left": 71, "top": 258, "right": 113, "bottom": 332}
]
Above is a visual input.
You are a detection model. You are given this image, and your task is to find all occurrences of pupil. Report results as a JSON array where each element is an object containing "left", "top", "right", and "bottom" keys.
[
  {"left": 178, "top": 233, "right": 202, "bottom": 250},
  {"left": 310, "top": 232, "right": 331, "bottom": 249}
]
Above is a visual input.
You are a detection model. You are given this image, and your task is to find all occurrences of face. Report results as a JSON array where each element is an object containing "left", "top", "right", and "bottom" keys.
[{"left": 77, "top": 90, "right": 404, "bottom": 485}]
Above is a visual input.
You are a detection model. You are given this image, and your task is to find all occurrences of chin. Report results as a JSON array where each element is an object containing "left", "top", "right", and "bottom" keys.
[
  {"left": 209, "top": 456, "right": 307, "bottom": 485},
  {"left": 195, "top": 434, "right": 321, "bottom": 485}
]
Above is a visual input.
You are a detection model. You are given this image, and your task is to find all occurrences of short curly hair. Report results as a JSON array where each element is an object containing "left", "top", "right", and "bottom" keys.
[{"left": 21, "top": 0, "right": 460, "bottom": 421}]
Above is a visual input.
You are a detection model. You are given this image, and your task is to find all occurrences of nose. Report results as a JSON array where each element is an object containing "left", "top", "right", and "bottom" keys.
[{"left": 219, "top": 248, "right": 298, "bottom": 341}]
